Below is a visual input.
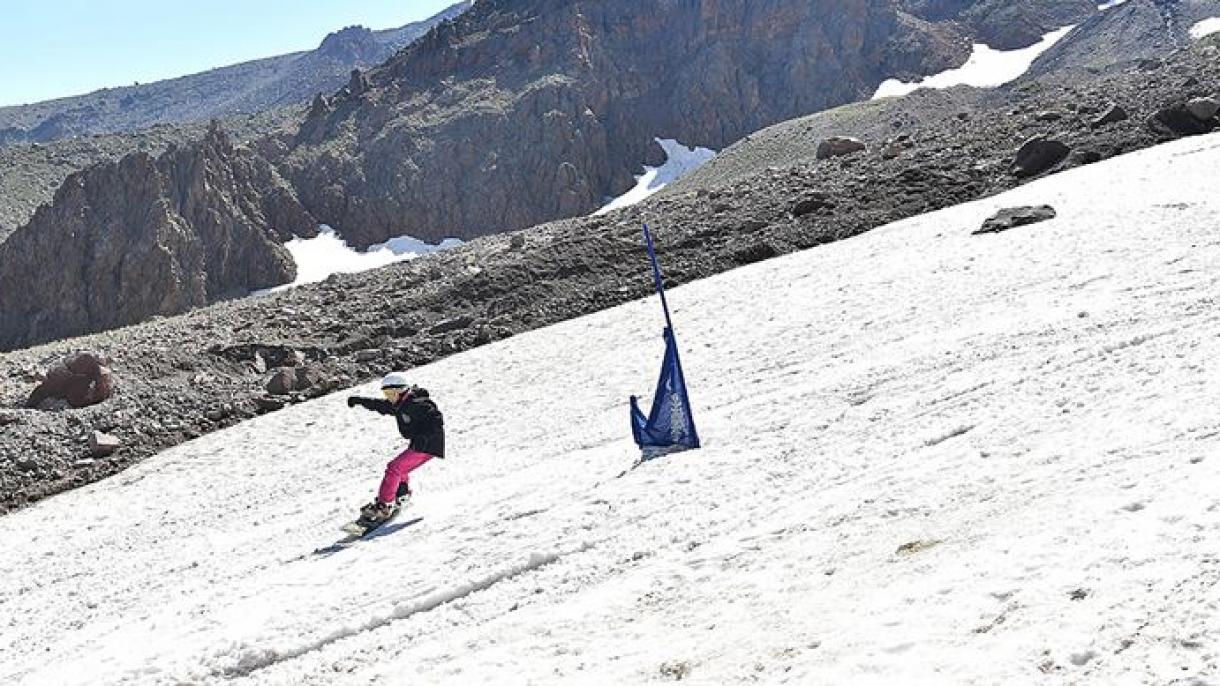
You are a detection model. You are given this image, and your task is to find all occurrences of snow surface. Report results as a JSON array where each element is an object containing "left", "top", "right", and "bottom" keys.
[
  {"left": 873, "top": 26, "right": 1074, "bottom": 99},
  {"left": 1191, "top": 17, "right": 1220, "bottom": 39},
  {"left": 4, "top": 133, "right": 1220, "bottom": 684},
  {"left": 1097, "top": 0, "right": 1129, "bottom": 10},
  {"left": 594, "top": 138, "right": 716, "bottom": 216},
  {"left": 256, "top": 226, "right": 462, "bottom": 295}
]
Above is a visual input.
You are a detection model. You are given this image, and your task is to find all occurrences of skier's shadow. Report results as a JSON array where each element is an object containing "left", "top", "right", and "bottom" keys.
[{"left": 312, "top": 517, "right": 424, "bottom": 557}]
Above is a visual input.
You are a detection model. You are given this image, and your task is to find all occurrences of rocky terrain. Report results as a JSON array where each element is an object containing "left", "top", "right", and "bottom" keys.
[
  {"left": 0, "top": 2, "right": 471, "bottom": 147},
  {"left": 1026, "top": 0, "right": 1220, "bottom": 82},
  {"left": 0, "top": 25, "right": 1215, "bottom": 513},
  {"left": 0, "top": 0, "right": 1097, "bottom": 353},
  {"left": 0, "top": 124, "right": 316, "bottom": 351}
]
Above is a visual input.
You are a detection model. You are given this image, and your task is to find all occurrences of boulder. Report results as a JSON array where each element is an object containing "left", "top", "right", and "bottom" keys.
[
  {"left": 1010, "top": 136, "right": 1071, "bottom": 178},
  {"left": 974, "top": 205, "right": 1058, "bottom": 235},
  {"left": 266, "top": 368, "right": 298, "bottom": 395},
  {"left": 1149, "top": 103, "right": 1215, "bottom": 137},
  {"left": 1090, "top": 104, "right": 1128, "bottom": 128},
  {"left": 816, "top": 137, "right": 866, "bottom": 160},
  {"left": 87, "top": 431, "right": 122, "bottom": 457},
  {"left": 25, "top": 352, "right": 115, "bottom": 409},
  {"left": 790, "top": 192, "right": 835, "bottom": 216},
  {"left": 1185, "top": 97, "right": 1220, "bottom": 122},
  {"left": 429, "top": 315, "right": 475, "bottom": 335}
]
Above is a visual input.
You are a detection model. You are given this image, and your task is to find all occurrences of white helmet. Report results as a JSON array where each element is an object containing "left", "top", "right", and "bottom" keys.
[{"left": 380, "top": 372, "right": 410, "bottom": 390}]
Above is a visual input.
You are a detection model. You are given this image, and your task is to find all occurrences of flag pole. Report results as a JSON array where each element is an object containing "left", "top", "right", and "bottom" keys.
[{"left": 642, "top": 224, "right": 675, "bottom": 333}]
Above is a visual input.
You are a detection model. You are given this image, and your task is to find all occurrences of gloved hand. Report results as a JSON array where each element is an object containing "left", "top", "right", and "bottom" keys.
[{"left": 346, "top": 396, "right": 360, "bottom": 408}]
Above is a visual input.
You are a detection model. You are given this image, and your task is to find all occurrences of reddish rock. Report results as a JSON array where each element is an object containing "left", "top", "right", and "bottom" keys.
[{"left": 25, "top": 352, "right": 116, "bottom": 409}]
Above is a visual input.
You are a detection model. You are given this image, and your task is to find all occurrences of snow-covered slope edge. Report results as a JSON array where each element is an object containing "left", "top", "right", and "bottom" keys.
[{"left": 2, "top": 133, "right": 1219, "bottom": 684}]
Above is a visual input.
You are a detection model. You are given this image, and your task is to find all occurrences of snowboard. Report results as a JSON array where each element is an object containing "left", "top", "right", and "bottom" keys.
[{"left": 340, "top": 502, "right": 404, "bottom": 538}]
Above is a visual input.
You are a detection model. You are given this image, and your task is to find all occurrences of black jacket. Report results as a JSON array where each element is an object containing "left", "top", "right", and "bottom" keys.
[{"left": 350, "top": 387, "right": 445, "bottom": 458}]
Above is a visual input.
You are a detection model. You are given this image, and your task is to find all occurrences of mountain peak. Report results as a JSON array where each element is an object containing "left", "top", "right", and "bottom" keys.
[{"left": 316, "top": 25, "right": 384, "bottom": 62}]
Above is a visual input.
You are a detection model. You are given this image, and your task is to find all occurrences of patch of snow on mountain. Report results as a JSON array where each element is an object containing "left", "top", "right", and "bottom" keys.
[
  {"left": 873, "top": 25, "right": 1074, "bottom": 99},
  {"left": 2, "top": 132, "right": 1220, "bottom": 684},
  {"left": 1097, "top": 0, "right": 1128, "bottom": 10},
  {"left": 1190, "top": 17, "right": 1220, "bottom": 39},
  {"left": 256, "top": 225, "right": 462, "bottom": 294},
  {"left": 594, "top": 138, "right": 716, "bottom": 216}
]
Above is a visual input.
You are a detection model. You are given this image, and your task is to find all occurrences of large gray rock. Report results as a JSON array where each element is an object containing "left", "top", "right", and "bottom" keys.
[
  {"left": 974, "top": 205, "right": 1057, "bottom": 235},
  {"left": 1186, "top": 97, "right": 1220, "bottom": 122},
  {"left": 1010, "top": 136, "right": 1071, "bottom": 178}
]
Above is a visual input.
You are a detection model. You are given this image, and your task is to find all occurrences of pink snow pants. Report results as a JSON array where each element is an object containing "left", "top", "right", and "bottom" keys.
[{"left": 378, "top": 448, "right": 434, "bottom": 504}]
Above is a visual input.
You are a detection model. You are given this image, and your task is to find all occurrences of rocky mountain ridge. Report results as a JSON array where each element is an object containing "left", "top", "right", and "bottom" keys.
[
  {"left": 0, "top": 2, "right": 470, "bottom": 147},
  {"left": 0, "top": 30, "right": 1215, "bottom": 513}
]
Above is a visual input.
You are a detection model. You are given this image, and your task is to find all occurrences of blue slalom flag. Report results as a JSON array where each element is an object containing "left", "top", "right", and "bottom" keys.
[{"left": 629, "top": 225, "right": 700, "bottom": 457}]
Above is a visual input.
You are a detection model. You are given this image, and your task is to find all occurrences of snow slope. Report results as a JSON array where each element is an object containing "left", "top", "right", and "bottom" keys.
[
  {"left": 1192, "top": 17, "right": 1220, "bottom": 39},
  {"left": 3, "top": 133, "right": 1220, "bottom": 684},
  {"left": 256, "top": 226, "right": 461, "bottom": 295},
  {"left": 595, "top": 138, "right": 716, "bottom": 216},
  {"left": 873, "top": 25, "right": 1074, "bottom": 99}
]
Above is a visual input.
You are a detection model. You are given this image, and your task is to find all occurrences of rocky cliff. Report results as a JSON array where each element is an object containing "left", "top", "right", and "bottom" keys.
[
  {"left": 280, "top": 0, "right": 954, "bottom": 247},
  {"left": 0, "top": 125, "right": 315, "bottom": 351}
]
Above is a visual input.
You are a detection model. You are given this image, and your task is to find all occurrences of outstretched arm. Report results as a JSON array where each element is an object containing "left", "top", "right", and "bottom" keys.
[{"left": 347, "top": 396, "right": 396, "bottom": 415}]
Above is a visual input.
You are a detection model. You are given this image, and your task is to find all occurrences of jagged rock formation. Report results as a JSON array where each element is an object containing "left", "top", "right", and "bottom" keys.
[
  {"left": 0, "top": 2, "right": 471, "bottom": 146},
  {"left": 0, "top": 110, "right": 296, "bottom": 246},
  {"left": 281, "top": 0, "right": 965, "bottom": 247},
  {"left": 0, "top": 125, "right": 315, "bottom": 351}
]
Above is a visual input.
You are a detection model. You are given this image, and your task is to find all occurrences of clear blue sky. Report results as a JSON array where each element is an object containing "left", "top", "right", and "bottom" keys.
[{"left": 0, "top": 1, "right": 458, "bottom": 107}]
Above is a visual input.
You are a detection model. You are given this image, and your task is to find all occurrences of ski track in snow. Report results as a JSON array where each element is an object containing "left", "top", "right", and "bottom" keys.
[{"left": 2, "top": 134, "right": 1220, "bottom": 684}]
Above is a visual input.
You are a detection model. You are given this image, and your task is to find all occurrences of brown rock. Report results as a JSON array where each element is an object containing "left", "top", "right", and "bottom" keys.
[
  {"left": 25, "top": 352, "right": 115, "bottom": 409},
  {"left": 816, "top": 137, "right": 867, "bottom": 160}
]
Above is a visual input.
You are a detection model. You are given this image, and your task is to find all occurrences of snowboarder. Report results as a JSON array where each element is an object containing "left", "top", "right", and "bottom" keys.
[{"left": 344, "top": 372, "right": 445, "bottom": 532}]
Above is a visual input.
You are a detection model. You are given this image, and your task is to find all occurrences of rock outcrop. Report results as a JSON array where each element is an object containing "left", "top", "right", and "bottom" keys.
[{"left": 0, "top": 125, "right": 315, "bottom": 351}]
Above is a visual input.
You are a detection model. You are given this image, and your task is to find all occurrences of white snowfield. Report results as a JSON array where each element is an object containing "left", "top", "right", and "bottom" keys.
[
  {"left": 595, "top": 138, "right": 716, "bottom": 216},
  {"left": 256, "top": 226, "right": 462, "bottom": 295},
  {"left": 3, "top": 133, "right": 1220, "bottom": 685},
  {"left": 872, "top": 25, "right": 1073, "bottom": 99},
  {"left": 1192, "top": 17, "right": 1220, "bottom": 40}
]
